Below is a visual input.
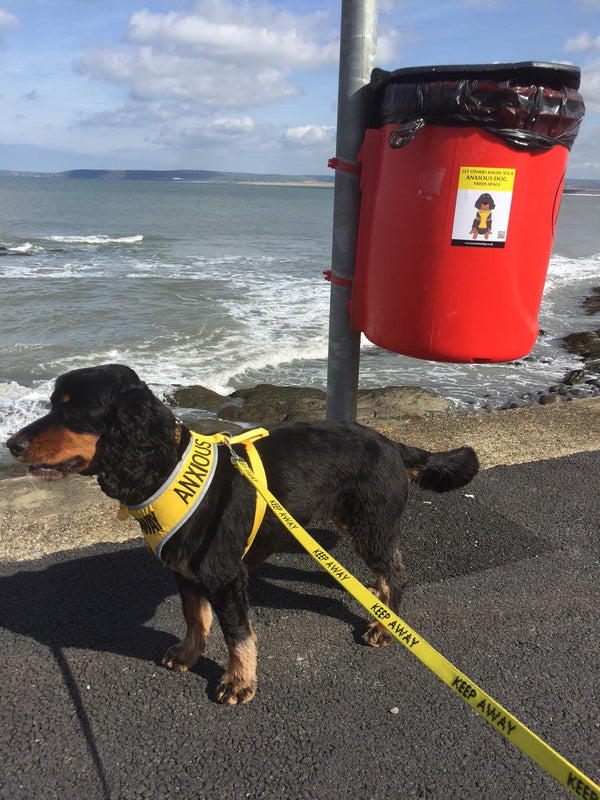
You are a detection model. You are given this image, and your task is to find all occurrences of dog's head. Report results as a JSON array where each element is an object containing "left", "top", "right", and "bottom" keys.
[
  {"left": 6, "top": 364, "right": 144, "bottom": 479},
  {"left": 6, "top": 365, "right": 177, "bottom": 492},
  {"left": 474, "top": 192, "right": 495, "bottom": 210}
]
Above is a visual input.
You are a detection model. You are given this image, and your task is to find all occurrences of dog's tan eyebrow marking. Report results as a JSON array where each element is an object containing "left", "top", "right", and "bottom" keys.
[{"left": 60, "top": 394, "right": 71, "bottom": 403}]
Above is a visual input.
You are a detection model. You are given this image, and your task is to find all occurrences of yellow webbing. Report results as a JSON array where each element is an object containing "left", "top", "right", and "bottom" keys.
[{"left": 226, "top": 429, "right": 269, "bottom": 558}]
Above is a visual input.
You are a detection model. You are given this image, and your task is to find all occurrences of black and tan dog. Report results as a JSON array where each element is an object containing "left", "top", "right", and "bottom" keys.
[{"left": 6, "top": 364, "right": 479, "bottom": 704}]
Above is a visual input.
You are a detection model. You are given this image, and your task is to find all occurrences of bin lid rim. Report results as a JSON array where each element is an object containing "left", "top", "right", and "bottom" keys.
[{"left": 372, "top": 61, "right": 581, "bottom": 90}]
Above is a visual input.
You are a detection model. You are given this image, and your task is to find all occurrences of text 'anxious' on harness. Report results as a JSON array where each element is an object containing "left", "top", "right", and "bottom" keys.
[{"left": 119, "top": 429, "right": 269, "bottom": 561}]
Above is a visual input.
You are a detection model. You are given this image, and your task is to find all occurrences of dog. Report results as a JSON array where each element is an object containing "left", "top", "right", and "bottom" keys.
[
  {"left": 6, "top": 364, "right": 479, "bottom": 704},
  {"left": 470, "top": 192, "right": 496, "bottom": 240}
]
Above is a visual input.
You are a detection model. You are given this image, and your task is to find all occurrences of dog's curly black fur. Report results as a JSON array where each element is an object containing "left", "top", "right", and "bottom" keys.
[{"left": 7, "top": 364, "right": 479, "bottom": 704}]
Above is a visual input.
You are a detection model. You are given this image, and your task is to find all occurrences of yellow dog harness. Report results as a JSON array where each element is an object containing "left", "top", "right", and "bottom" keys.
[{"left": 118, "top": 428, "right": 269, "bottom": 562}]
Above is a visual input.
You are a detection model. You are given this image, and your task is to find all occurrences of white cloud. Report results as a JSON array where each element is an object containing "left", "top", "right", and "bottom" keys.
[
  {"left": 579, "top": 58, "right": 600, "bottom": 111},
  {"left": 0, "top": 9, "right": 20, "bottom": 29},
  {"left": 155, "top": 116, "right": 279, "bottom": 161},
  {"left": 564, "top": 32, "right": 600, "bottom": 52},
  {"left": 0, "top": 7, "right": 20, "bottom": 45},
  {"left": 77, "top": 46, "right": 300, "bottom": 109},
  {"left": 126, "top": 6, "right": 338, "bottom": 69},
  {"left": 75, "top": 100, "right": 177, "bottom": 129},
  {"left": 211, "top": 116, "right": 254, "bottom": 133},
  {"left": 69, "top": 0, "right": 348, "bottom": 171},
  {"left": 75, "top": 1, "right": 339, "bottom": 116},
  {"left": 567, "top": 123, "right": 600, "bottom": 176},
  {"left": 141, "top": 119, "right": 334, "bottom": 166},
  {"left": 376, "top": 29, "right": 408, "bottom": 66},
  {"left": 190, "top": 116, "right": 257, "bottom": 141},
  {"left": 284, "top": 125, "right": 335, "bottom": 147}
]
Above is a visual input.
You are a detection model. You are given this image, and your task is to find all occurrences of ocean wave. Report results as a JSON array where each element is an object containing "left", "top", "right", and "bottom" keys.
[
  {"left": 541, "top": 253, "right": 600, "bottom": 329},
  {"left": 2, "top": 242, "right": 34, "bottom": 254},
  {"left": 0, "top": 241, "right": 47, "bottom": 257},
  {"left": 1, "top": 243, "right": 597, "bottom": 464},
  {"left": 48, "top": 234, "right": 144, "bottom": 245},
  {"left": 0, "top": 381, "right": 53, "bottom": 462},
  {"left": 547, "top": 251, "right": 600, "bottom": 281}
]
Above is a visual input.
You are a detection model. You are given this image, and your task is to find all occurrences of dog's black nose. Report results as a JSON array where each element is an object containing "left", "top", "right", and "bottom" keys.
[{"left": 6, "top": 435, "right": 28, "bottom": 456}]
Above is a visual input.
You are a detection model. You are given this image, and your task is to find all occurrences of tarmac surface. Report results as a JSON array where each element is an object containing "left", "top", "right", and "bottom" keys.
[{"left": 1, "top": 400, "right": 599, "bottom": 799}]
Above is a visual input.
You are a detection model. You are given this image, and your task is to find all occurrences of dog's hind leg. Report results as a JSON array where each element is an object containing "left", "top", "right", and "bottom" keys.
[
  {"left": 162, "top": 577, "right": 213, "bottom": 672},
  {"left": 333, "top": 509, "right": 409, "bottom": 648},
  {"left": 362, "top": 548, "right": 408, "bottom": 647}
]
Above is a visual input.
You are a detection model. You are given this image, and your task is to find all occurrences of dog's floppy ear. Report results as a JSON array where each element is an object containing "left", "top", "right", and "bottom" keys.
[{"left": 94, "top": 383, "right": 179, "bottom": 503}]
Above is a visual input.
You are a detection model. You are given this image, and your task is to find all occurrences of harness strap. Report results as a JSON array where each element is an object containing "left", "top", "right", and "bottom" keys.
[
  {"left": 225, "top": 429, "right": 269, "bottom": 558},
  {"left": 118, "top": 427, "right": 269, "bottom": 562}
]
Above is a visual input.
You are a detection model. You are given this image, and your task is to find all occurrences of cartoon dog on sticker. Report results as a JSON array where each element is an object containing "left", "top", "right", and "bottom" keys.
[{"left": 470, "top": 193, "right": 495, "bottom": 240}]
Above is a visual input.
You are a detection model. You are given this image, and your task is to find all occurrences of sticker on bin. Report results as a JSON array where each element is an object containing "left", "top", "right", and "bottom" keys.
[{"left": 451, "top": 167, "right": 516, "bottom": 249}]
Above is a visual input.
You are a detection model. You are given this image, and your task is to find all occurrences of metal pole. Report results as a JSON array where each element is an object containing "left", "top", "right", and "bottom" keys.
[{"left": 326, "top": 0, "right": 378, "bottom": 421}]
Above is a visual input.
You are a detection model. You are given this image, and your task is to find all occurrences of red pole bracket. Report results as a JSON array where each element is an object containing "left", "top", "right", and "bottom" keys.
[
  {"left": 323, "top": 270, "right": 354, "bottom": 289},
  {"left": 327, "top": 157, "right": 361, "bottom": 176}
]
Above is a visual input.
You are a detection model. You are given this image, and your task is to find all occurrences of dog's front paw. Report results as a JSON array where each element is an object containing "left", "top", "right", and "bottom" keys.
[
  {"left": 162, "top": 643, "right": 197, "bottom": 672},
  {"left": 216, "top": 675, "right": 257, "bottom": 705},
  {"left": 362, "top": 621, "right": 392, "bottom": 648}
]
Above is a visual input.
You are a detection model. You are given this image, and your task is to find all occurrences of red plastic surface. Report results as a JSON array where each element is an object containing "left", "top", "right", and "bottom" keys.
[{"left": 351, "top": 123, "right": 568, "bottom": 363}]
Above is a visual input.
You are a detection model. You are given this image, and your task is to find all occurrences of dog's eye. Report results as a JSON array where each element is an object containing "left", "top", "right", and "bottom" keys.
[{"left": 60, "top": 394, "right": 71, "bottom": 404}]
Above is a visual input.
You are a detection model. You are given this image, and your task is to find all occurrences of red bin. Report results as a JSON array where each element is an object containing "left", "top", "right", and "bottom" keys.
[{"left": 351, "top": 63, "right": 585, "bottom": 363}]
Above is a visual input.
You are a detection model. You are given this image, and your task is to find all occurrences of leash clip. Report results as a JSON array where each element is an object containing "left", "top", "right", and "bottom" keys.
[{"left": 221, "top": 434, "right": 244, "bottom": 466}]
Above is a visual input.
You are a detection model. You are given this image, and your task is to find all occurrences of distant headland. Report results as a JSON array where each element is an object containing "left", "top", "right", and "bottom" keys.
[
  {"left": 562, "top": 178, "right": 600, "bottom": 194},
  {"left": 0, "top": 168, "right": 335, "bottom": 186},
  {"left": 2, "top": 169, "right": 599, "bottom": 193}
]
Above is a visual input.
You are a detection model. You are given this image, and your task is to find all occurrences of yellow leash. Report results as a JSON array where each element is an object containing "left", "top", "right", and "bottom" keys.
[
  {"left": 226, "top": 443, "right": 599, "bottom": 800},
  {"left": 223, "top": 429, "right": 269, "bottom": 558}
]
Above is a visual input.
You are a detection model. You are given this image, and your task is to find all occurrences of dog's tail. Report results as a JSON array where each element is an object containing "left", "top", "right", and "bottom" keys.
[{"left": 398, "top": 443, "right": 479, "bottom": 493}]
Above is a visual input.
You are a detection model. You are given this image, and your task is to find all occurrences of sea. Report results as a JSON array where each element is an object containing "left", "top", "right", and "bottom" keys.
[{"left": 1, "top": 176, "right": 599, "bottom": 473}]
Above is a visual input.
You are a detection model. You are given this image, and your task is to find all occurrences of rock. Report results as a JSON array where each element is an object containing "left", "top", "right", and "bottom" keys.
[
  {"left": 355, "top": 386, "right": 454, "bottom": 426},
  {"left": 562, "top": 329, "right": 600, "bottom": 360},
  {"left": 520, "top": 393, "right": 537, "bottom": 403},
  {"left": 583, "top": 287, "right": 600, "bottom": 315},
  {"left": 501, "top": 399, "right": 529, "bottom": 410},
  {"left": 188, "top": 419, "right": 245, "bottom": 437},
  {"left": 563, "top": 369, "right": 586, "bottom": 386},
  {"left": 539, "top": 393, "right": 561, "bottom": 405},
  {"left": 221, "top": 384, "right": 326, "bottom": 423},
  {"left": 586, "top": 359, "right": 600, "bottom": 375},
  {"left": 167, "top": 385, "right": 229, "bottom": 412},
  {"left": 164, "top": 382, "right": 454, "bottom": 427}
]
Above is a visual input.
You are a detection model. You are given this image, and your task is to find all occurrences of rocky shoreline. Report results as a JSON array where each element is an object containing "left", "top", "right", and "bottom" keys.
[
  {"left": 167, "top": 288, "right": 600, "bottom": 428},
  {"left": 167, "top": 353, "right": 600, "bottom": 433},
  {"left": 2, "top": 292, "right": 599, "bottom": 483}
]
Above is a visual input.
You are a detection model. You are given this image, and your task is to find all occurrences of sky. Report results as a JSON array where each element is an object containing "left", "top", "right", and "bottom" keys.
[{"left": 1, "top": 0, "right": 599, "bottom": 177}]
